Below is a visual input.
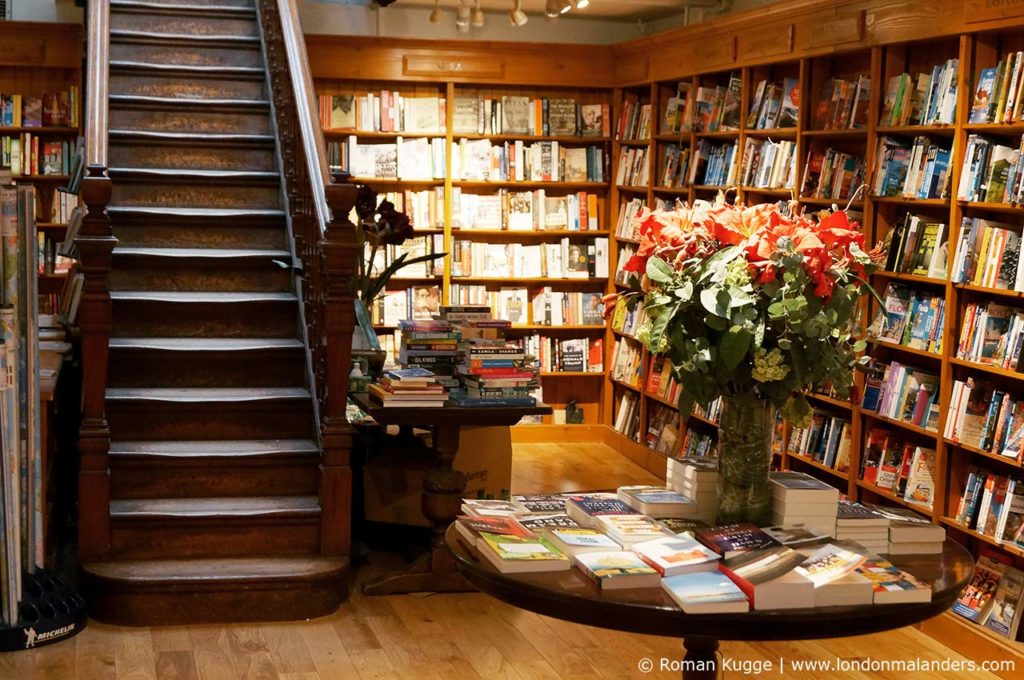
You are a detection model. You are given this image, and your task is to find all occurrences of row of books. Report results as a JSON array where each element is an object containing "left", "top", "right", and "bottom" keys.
[
  {"left": 662, "top": 82, "right": 694, "bottom": 135},
  {"left": 614, "top": 198, "right": 645, "bottom": 241},
  {"left": 453, "top": 189, "right": 601, "bottom": 231},
  {"left": 530, "top": 287, "right": 605, "bottom": 326},
  {"left": 454, "top": 96, "right": 609, "bottom": 137},
  {"left": 347, "top": 188, "right": 445, "bottom": 231},
  {"left": 318, "top": 92, "right": 445, "bottom": 134},
  {"left": 739, "top": 138, "right": 796, "bottom": 190},
  {"left": 49, "top": 189, "right": 76, "bottom": 225},
  {"left": 371, "top": 285, "right": 442, "bottom": 326},
  {"left": 364, "top": 234, "right": 445, "bottom": 279},
  {"left": 953, "top": 556, "right": 1024, "bottom": 640},
  {"left": 801, "top": 147, "right": 866, "bottom": 200},
  {"left": 872, "top": 135, "right": 951, "bottom": 199},
  {"left": 861, "top": 360, "right": 940, "bottom": 432},
  {"left": 617, "top": 99, "right": 653, "bottom": 141},
  {"left": 454, "top": 139, "right": 607, "bottom": 183},
  {"left": 610, "top": 297, "right": 647, "bottom": 337},
  {"left": 950, "top": 217, "right": 1024, "bottom": 290},
  {"left": 969, "top": 53, "right": 1024, "bottom": 125},
  {"left": 692, "top": 139, "right": 739, "bottom": 187},
  {"left": 613, "top": 391, "right": 642, "bottom": 441},
  {"left": 879, "top": 60, "right": 959, "bottom": 127},
  {"left": 957, "top": 301, "right": 1024, "bottom": 370},
  {"left": 812, "top": 75, "right": 871, "bottom": 130},
  {"left": 693, "top": 72, "right": 742, "bottom": 133},
  {"left": 449, "top": 238, "right": 609, "bottom": 279},
  {"left": 332, "top": 137, "right": 446, "bottom": 179},
  {"left": 647, "top": 404, "right": 682, "bottom": 454},
  {"left": 660, "top": 144, "right": 690, "bottom": 188},
  {"left": 518, "top": 335, "right": 603, "bottom": 373},
  {"left": 952, "top": 468, "right": 1024, "bottom": 550},
  {"left": 880, "top": 214, "right": 948, "bottom": 278},
  {"left": 946, "top": 379, "right": 1024, "bottom": 463},
  {"left": 646, "top": 354, "right": 682, "bottom": 405},
  {"left": 870, "top": 284, "right": 945, "bottom": 353},
  {"left": 860, "top": 429, "right": 936, "bottom": 509},
  {"left": 610, "top": 337, "right": 643, "bottom": 388},
  {"left": 0, "top": 89, "right": 79, "bottom": 128},
  {"left": 614, "top": 244, "right": 638, "bottom": 285},
  {"left": 746, "top": 78, "right": 800, "bottom": 130},
  {"left": 957, "top": 134, "right": 1024, "bottom": 204},
  {"left": 615, "top": 146, "right": 649, "bottom": 187},
  {"left": 1, "top": 135, "right": 76, "bottom": 177},
  {"left": 787, "top": 412, "right": 853, "bottom": 472}
]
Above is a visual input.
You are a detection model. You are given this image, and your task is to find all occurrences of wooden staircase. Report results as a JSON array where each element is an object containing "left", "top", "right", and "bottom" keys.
[{"left": 78, "top": 0, "right": 356, "bottom": 625}]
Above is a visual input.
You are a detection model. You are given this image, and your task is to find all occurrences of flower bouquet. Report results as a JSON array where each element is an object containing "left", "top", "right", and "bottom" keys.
[{"left": 609, "top": 196, "right": 878, "bottom": 524}]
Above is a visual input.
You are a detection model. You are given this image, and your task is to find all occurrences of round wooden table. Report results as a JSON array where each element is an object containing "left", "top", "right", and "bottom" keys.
[{"left": 445, "top": 526, "right": 975, "bottom": 679}]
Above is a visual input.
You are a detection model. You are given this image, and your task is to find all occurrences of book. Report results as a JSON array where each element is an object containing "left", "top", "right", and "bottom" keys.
[
  {"left": 476, "top": 532, "right": 570, "bottom": 573},
  {"left": 719, "top": 545, "right": 815, "bottom": 610},
  {"left": 511, "top": 494, "right": 566, "bottom": 515},
  {"left": 761, "top": 524, "right": 831, "bottom": 547},
  {"left": 770, "top": 471, "right": 841, "bottom": 504},
  {"left": 632, "top": 535, "right": 720, "bottom": 576},
  {"left": 544, "top": 527, "right": 621, "bottom": 556},
  {"left": 695, "top": 523, "right": 779, "bottom": 559},
  {"left": 986, "top": 567, "right": 1024, "bottom": 639},
  {"left": 952, "top": 555, "right": 1006, "bottom": 622},
  {"left": 616, "top": 486, "right": 696, "bottom": 518},
  {"left": 661, "top": 572, "right": 750, "bottom": 614},
  {"left": 655, "top": 517, "right": 710, "bottom": 537},
  {"left": 794, "top": 542, "right": 869, "bottom": 587},
  {"left": 514, "top": 513, "right": 580, "bottom": 533},
  {"left": 573, "top": 551, "right": 660, "bottom": 590},
  {"left": 455, "top": 515, "right": 531, "bottom": 547},
  {"left": 855, "top": 556, "right": 932, "bottom": 604},
  {"left": 461, "top": 499, "right": 520, "bottom": 518},
  {"left": 594, "top": 514, "right": 671, "bottom": 548},
  {"left": 565, "top": 493, "right": 640, "bottom": 528}
]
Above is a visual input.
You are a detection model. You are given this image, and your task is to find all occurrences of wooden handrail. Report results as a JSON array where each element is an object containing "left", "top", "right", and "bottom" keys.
[
  {"left": 259, "top": 0, "right": 357, "bottom": 557},
  {"left": 77, "top": 0, "right": 116, "bottom": 562}
]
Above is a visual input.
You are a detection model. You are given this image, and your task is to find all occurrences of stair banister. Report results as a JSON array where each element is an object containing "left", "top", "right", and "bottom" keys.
[
  {"left": 78, "top": 0, "right": 117, "bottom": 562},
  {"left": 259, "top": 0, "right": 358, "bottom": 557}
]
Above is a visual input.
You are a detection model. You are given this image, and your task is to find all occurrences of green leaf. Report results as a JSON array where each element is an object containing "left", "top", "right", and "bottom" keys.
[
  {"left": 674, "top": 280, "right": 694, "bottom": 301},
  {"left": 719, "top": 325, "right": 752, "bottom": 370},
  {"left": 646, "top": 257, "right": 675, "bottom": 284},
  {"left": 727, "top": 286, "right": 754, "bottom": 308},
  {"left": 700, "top": 287, "right": 727, "bottom": 317},
  {"left": 781, "top": 395, "right": 813, "bottom": 428},
  {"left": 767, "top": 301, "right": 786, "bottom": 318},
  {"left": 704, "top": 314, "right": 728, "bottom": 331},
  {"left": 677, "top": 392, "right": 696, "bottom": 422},
  {"left": 778, "top": 338, "right": 792, "bottom": 350},
  {"left": 698, "top": 246, "right": 741, "bottom": 283}
]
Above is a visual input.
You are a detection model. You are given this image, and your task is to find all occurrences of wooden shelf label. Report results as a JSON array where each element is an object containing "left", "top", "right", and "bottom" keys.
[
  {"left": 966, "top": 0, "right": 1024, "bottom": 22},
  {"left": 798, "top": 10, "right": 865, "bottom": 50},
  {"left": 738, "top": 23, "right": 794, "bottom": 61},
  {"left": 0, "top": 37, "right": 46, "bottom": 66},
  {"left": 403, "top": 55, "right": 505, "bottom": 80}
]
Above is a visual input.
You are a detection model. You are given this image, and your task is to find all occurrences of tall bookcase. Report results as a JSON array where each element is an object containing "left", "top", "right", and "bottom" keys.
[{"left": 0, "top": 22, "right": 82, "bottom": 313}]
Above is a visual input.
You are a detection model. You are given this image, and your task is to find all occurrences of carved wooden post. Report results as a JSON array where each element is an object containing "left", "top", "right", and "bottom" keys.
[
  {"left": 319, "top": 180, "right": 358, "bottom": 555},
  {"left": 77, "top": 166, "right": 117, "bottom": 561}
]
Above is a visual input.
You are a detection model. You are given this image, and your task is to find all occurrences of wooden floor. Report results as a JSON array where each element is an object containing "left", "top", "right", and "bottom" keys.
[{"left": 0, "top": 442, "right": 1004, "bottom": 679}]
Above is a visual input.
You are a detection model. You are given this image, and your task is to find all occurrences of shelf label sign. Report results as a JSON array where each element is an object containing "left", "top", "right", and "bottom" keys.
[
  {"left": 403, "top": 55, "right": 505, "bottom": 79},
  {"left": 0, "top": 38, "right": 46, "bottom": 66},
  {"left": 966, "top": 0, "right": 1024, "bottom": 22},
  {"left": 799, "top": 11, "right": 865, "bottom": 50}
]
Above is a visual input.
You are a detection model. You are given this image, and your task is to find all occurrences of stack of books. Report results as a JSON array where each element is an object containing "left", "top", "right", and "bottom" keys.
[
  {"left": 368, "top": 367, "right": 448, "bottom": 408},
  {"left": 616, "top": 485, "right": 698, "bottom": 518},
  {"left": 794, "top": 540, "right": 873, "bottom": 606},
  {"left": 863, "top": 503, "right": 945, "bottom": 555},
  {"left": 834, "top": 501, "right": 889, "bottom": 554},
  {"left": 953, "top": 556, "right": 1024, "bottom": 640},
  {"left": 397, "top": 318, "right": 460, "bottom": 388},
  {"left": 770, "top": 471, "right": 839, "bottom": 536},
  {"left": 666, "top": 458, "right": 718, "bottom": 523}
]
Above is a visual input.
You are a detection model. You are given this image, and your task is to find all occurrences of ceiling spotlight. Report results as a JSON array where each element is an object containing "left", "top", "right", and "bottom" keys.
[
  {"left": 575, "top": 0, "right": 589, "bottom": 7},
  {"left": 429, "top": 0, "right": 442, "bottom": 23},
  {"left": 509, "top": 0, "right": 528, "bottom": 25},
  {"left": 558, "top": 0, "right": 572, "bottom": 14},
  {"left": 472, "top": 0, "right": 485, "bottom": 27},
  {"left": 545, "top": 0, "right": 560, "bottom": 17},
  {"left": 456, "top": 1, "right": 471, "bottom": 32}
]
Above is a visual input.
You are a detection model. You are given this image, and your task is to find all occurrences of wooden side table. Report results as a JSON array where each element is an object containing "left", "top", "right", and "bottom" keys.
[{"left": 350, "top": 393, "right": 550, "bottom": 595}]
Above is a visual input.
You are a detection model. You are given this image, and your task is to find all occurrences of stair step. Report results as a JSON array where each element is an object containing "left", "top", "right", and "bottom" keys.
[
  {"left": 82, "top": 556, "right": 347, "bottom": 625},
  {"left": 109, "top": 439, "right": 319, "bottom": 498},
  {"left": 108, "top": 337, "right": 306, "bottom": 387},
  {"left": 110, "top": 5, "right": 259, "bottom": 38},
  {"left": 113, "top": 247, "right": 290, "bottom": 259},
  {"left": 112, "top": 221, "right": 288, "bottom": 251},
  {"left": 109, "top": 168, "right": 279, "bottom": 183},
  {"left": 110, "top": 287, "right": 299, "bottom": 338},
  {"left": 110, "top": 31, "right": 262, "bottom": 69},
  {"left": 106, "top": 387, "right": 309, "bottom": 402},
  {"left": 110, "top": 291, "right": 295, "bottom": 303},
  {"left": 110, "top": 28, "right": 259, "bottom": 48},
  {"left": 110, "top": 93, "right": 268, "bottom": 111},
  {"left": 110, "top": 438, "right": 317, "bottom": 458},
  {"left": 110, "top": 63, "right": 266, "bottom": 100},
  {"left": 109, "top": 93, "right": 271, "bottom": 134},
  {"left": 111, "top": 60, "right": 264, "bottom": 78},
  {"left": 109, "top": 174, "right": 281, "bottom": 211},
  {"left": 108, "top": 497, "right": 321, "bottom": 559},
  {"left": 111, "top": 495, "right": 319, "bottom": 519},
  {"left": 110, "top": 130, "right": 274, "bottom": 145},
  {"left": 108, "top": 206, "right": 285, "bottom": 222},
  {"left": 111, "top": 0, "right": 257, "bottom": 17}
]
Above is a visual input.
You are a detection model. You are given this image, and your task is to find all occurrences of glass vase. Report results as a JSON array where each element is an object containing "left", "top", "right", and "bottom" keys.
[{"left": 716, "top": 395, "right": 774, "bottom": 526}]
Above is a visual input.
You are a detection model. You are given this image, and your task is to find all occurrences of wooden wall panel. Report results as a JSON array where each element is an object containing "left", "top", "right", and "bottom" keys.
[{"left": 0, "top": 22, "right": 82, "bottom": 69}]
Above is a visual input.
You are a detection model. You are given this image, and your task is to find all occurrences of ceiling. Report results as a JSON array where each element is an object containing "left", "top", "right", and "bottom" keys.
[{"left": 392, "top": 0, "right": 710, "bottom": 21}]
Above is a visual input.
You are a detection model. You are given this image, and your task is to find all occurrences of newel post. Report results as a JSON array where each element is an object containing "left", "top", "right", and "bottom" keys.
[
  {"left": 319, "top": 179, "right": 359, "bottom": 555},
  {"left": 76, "top": 166, "right": 117, "bottom": 561}
]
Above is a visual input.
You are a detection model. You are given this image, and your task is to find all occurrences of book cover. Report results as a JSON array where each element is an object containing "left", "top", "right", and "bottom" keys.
[
  {"left": 695, "top": 523, "right": 779, "bottom": 558},
  {"left": 855, "top": 556, "right": 932, "bottom": 604},
  {"left": 986, "top": 566, "right": 1024, "bottom": 638},
  {"left": 478, "top": 532, "right": 568, "bottom": 562},
  {"left": 952, "top": 555, "right": 1006, "bottom": 622},
  {"left": 661, "top": 572, "right": 749, "bottom": 612},
  {"left": 633, "top": 535, "right": 720, "bottom": 576},
  {"left": 795, "top": 542, "right": 869, "bottom": 586}
]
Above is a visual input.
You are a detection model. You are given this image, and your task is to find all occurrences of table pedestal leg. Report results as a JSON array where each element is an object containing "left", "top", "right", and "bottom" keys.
[
  {"left": 682, "top": 638, "right": 720, "bottom": 680},
  {"left": 362, "top": 424, "right": 473, "bottom": 595}
]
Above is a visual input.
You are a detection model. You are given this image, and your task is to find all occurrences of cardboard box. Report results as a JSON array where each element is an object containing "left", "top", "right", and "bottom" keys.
[{"left": 362, "top": 425, "right": 513, "bottom": 527}]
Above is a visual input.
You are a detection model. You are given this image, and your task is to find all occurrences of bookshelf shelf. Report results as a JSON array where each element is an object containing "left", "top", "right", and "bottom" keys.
[
  {"left": 863, "top": 411, "right": 938, "bottom": 439},
  {"left": 453, "top": 180, "right": 609, "bottom": 190},
  {"left": 540, "top": 371, "right": 604, "bottom": 378},
  {"left": 741, "top": 187, "right": 793, "bottom": 197},
  {"left": 616, "top": 185, "right": 648, "bottom": 194},
  {"left": 13, "top": 175, "right": 69, "bottom": 183},
  {"left": 872, "top": 342, "right": 943, "bottom": 361},
  {"left": 0, "top": 126, "right": 78, "bottom": 135},
  {"left": 875, "top": 124, "right": 956, "bottom": 137},
  {"left": 617, "top": 138, "right": 651, "bottom": 147},
  {"left": 870, "top": 196, "right": 950, "bottom": 207},
  {"left": 943, "top": 437, "right": 1023, "bottom": 469},
  {"left": 349, "top": 177, "right": 443, "bottom": 187},
  {"left": 961, "top": 122, "right": 1024, "bottom": 136},
  {"left": 872, "top": 270, "right": 947, "bottom": 286},
  {"left": 743, "top": 127, "right": 798, "bottom": 139},
  {"left": 35, "top": 222, "right": 67, "bottom": 232},
  {"left": 801, "top": 128, "right": 868, "bottom": 139},
  {"left": 954, "top": 283, "right": 1024, "bottom": 300},
  {"left": 652, "top": 186, "right": 690, "bottom": 195},
  {"left": 855, "top": 479, "right": 933, "bottom": 513},
  {"left": 452, "top": 229, "right": 610, "bottom": 238},
  {"left": 806, "top": 392, "right": 855, "bottom": 410},
  {"left": 695, "top": 130, "right": 740, "bottom": 139},
  {"left": 798, "top": 196, "right": 862, "bottom": 208},
  {"left": 611, "top": 328, "right": 636, "bottom": 340},
  {"left": 939, "top": 517, "right": 1024, "bottom": 560},
  {"left": 958, "top": 201, "right": 1024, "bottom": 215},
  {"left": 611, "top": 377, "right": 642, "bottom": 392},
  {"left": 452, "top": 276, "right": 608, "bottom": 284},
  {"left": 324, "top": 130, "right": 446, "bottom": 140},
  {"left": 689, "top": 412, "right": 719, "bottom": 428},
  {"left": 654, "top": 133, "right": 693, "bottom": 143},
  {"left": 788, "top": 452, "right": 848, "bottom": 480},
  {"left": 693, "top": 184, "right": 732, "bottom": 192},
  {"left": 615, "top": 235, "right": 640, "bottom": 245},
  {"left": 949, "top": 357, "right": 1024, "bottom": 383},
  {"left": 458, "top": 133, "right": 613, "bottom": 144},
  {"left": 645, "top": 390, "right": 678, "bottom": 410}
]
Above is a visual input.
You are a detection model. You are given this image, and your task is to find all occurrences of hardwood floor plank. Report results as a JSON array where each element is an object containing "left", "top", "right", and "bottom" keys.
[
  {"left": 150, "top": 628, "right": 193, "bottom": 653},
  {"left": 346, "top": 648, "right": 402, "bottom": 680},
  {"left": 260, "top": 622, "right": 317, "bottom": 675},
  {"left": 75, "top": 620, "right": 118, "bottom": 680},
  {"left": 33, "top": 633, "right": 78, "bottom": 680},
  {"left": 221, "top": 625, "right": 278, "bottom": 680},
  {"left": 154, "top": 651, "right": 198, "bottom": 680},
  {"left": 291, "top": 618, "right": 360, "bottom": 680},
  {"left": 114, "top": 629, "right": 157, "bottom": 680},
  {"left": 187, "top": 625, "right": 240, "bottom": 680}
]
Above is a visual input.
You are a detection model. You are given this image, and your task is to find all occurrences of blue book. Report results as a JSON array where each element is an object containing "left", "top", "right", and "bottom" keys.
[
  {"left": 384, "top": 367, "right": 436, "bottom": 381},
  {"left": 661, "top": 572, "right": 749, "bottom": 614}
]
